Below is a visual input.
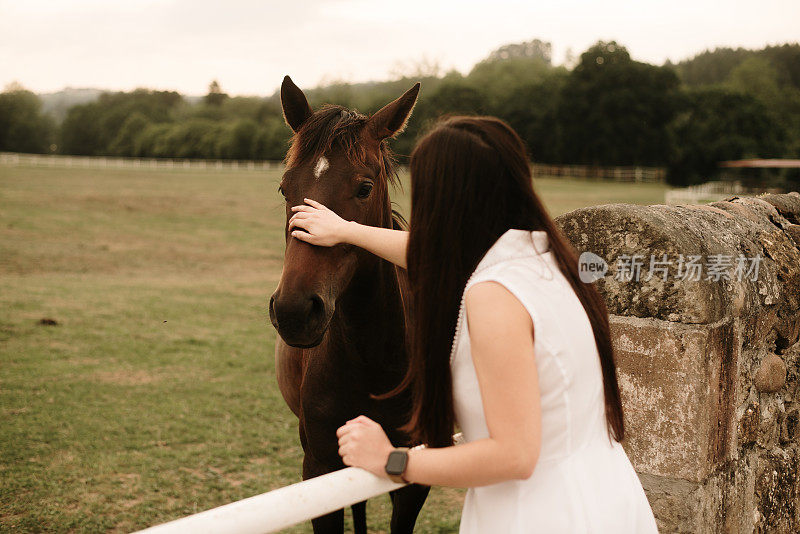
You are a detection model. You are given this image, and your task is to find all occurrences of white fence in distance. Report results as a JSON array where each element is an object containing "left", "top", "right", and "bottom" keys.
[
  {"left": 664, "top": 180, "right": 747, "bottom": 205},
  {"left": 1, "top": 152, "right": 667, "bottom": 182},
  {"left": 0, "top": 152, "right": 283, "bottom": 172},
  {"left": 531, "top": 163, "right": 665, "bottom": 183},
  {"left": 663, "top": 180, "right": 784, "bottom": 206}
]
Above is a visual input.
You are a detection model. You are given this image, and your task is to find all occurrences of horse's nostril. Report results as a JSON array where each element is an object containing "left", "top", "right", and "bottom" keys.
[
  {"left": 268, "top": 296, "right": 277, "bottom": 325},
  {"left": 309, "top": 295, "right": 324, "bottom": 318}
]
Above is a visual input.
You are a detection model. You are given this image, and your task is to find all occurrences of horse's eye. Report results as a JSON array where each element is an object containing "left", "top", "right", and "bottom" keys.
[
  {"left": 278, "top": 185, "right": 286, "bottom": 198},
  {"left": 357, "top": 182, "right": 373, "bottom": 199}
]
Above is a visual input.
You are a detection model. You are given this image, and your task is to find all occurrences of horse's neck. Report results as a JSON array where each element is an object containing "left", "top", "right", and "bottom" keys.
[
  {"left": 323, "top": 190, "right": 406, "bottom": 363},
  {"left": 342, "top": 253, "right": 403, "bottom": 324},
  {"left": 338, "top": 194, "right": 402, "bottom": 327},
  {"left": 329, "top": 255, "right": 405, "bottom": 361}
]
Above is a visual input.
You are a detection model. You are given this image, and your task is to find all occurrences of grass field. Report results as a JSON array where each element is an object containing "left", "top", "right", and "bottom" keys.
[{"left": 0, "top": 164, "right": 667, "bottom": 533}]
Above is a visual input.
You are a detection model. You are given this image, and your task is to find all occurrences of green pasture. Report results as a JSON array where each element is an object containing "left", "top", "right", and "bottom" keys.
[{"left": 0, "top": 165, "right": 667, "bottom": 532}]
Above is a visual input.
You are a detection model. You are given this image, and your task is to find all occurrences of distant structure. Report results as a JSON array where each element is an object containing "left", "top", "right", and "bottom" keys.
[{"left": 720, "top": 159, "right": 800, "bottom": 169}]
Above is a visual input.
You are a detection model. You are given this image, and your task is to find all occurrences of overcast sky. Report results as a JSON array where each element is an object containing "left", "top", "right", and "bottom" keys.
[{"left": 1, "top": 0, "right": 798, "bottom": 96}]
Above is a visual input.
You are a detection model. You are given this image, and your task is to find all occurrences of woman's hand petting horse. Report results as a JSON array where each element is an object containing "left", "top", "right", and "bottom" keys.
[
  {"left": 336, "top": 415, "right": 395, "bottom": 479},
  {"left": 289, "top": 198, "right": 353, "bottom": 247},
  {"left": 288, "top": 199, "right": 411, "bottom": 268}
]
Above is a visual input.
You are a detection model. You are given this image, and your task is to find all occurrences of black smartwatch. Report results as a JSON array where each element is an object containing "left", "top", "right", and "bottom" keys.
[{"left": 385, "top": 447, "right": 410, "bottom": 483}]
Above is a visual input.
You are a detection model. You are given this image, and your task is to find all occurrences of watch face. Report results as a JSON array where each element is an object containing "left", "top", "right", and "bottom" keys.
[{"left": 386, "top": 450, "right": 408, "bottom": 475}]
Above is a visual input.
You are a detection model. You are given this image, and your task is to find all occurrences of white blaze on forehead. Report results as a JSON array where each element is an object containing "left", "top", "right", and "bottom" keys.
[{"left": 313, "top": 156, "right": 329, "bottom": 179}]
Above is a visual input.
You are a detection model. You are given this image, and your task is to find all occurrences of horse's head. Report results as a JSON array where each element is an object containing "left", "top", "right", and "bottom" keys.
[{"left": 269, "top": 76, "right": 419, "bottom": 348}]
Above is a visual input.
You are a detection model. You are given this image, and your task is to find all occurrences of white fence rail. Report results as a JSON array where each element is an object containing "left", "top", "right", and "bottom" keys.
[
  {"left": 135, "top": 433, "right": 464, "bottom": 534},
  {"left": 135, "top": 466, "right": 404, "bottom": 534}
]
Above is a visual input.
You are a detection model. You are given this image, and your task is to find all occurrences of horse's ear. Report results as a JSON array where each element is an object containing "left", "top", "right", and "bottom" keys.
[
  {"left": 368, "top": 82, "right": 420, "bottom": 141},
  {"left": 281, "top": 75, "right": 313, "bottom": 132}
]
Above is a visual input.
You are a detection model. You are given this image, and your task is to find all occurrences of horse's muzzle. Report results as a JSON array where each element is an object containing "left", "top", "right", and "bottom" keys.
[{"left": 269, "top": 291, "right": 330, "bottom": 348}]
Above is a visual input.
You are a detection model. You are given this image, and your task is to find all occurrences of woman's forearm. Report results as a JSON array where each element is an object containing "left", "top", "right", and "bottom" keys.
[
  {"left": 344, "top": 222, "right": 409, "bottom": 269},
  {"left": 403, "top": 438, "right": 535, "bottom": 488}
]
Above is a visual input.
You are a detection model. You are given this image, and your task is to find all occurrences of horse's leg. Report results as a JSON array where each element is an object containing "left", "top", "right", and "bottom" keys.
[
  {"left": 303, "top": 453, "right": 345, "bottom": 534},
  {"left": 389, "top": 484, "right": 431, "bottom": 534},
  {"left": 299, "top": 422, "right": 346, "bottom": 534},
  {"left": 351, "top": 500, "right": 367, "bottom": 534}
]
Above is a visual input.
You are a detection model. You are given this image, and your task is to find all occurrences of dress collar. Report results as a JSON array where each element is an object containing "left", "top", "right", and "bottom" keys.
[{"left": 472, "top": 229, "right": 551, "bottom": 275}]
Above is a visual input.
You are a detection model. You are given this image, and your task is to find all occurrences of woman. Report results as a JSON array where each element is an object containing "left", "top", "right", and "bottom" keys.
[{"left": 287, "top": 116, "right": 657, "bottom": 533}]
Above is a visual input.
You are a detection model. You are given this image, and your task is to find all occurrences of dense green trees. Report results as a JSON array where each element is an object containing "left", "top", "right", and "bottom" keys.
[
  {"left": 555, "top": 42, "right": 680, "bottom": 167},
  {"left": 0, "top": 87, "right": 54, "bottom": 153},
  {"left": 670, "top": 44, "right": 800, "bottom": 185},
  {"left": 60, "top": 89, "right": 182, "bottom": 155},
  {"left": 1, "top": 40, "right": 798, "bottom": 186},
  {"left": 399, "top": 41, "right": 796, "bottom": 186},
  {"left": 494, "top": 72, "right": 566, "bottom": 163},
  {"left": 53, "top": 86, "right": 291, "bottom": 160},
  {"left": 667, "top": 89, "right": 786, "bottom": 186}
]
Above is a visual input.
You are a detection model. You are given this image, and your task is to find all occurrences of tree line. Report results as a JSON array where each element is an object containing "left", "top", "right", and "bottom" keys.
[{"left": 1, "top": 40, "right": 798, "bottom": 187}]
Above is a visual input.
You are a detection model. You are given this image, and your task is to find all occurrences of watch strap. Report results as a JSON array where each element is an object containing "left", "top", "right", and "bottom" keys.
[{"left": 388, "top": 472, "right": 407, "bottom": 484}]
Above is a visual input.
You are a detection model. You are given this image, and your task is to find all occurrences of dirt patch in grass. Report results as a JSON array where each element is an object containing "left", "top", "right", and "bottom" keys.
[
  {"left": 223, "top": 469, "right": 260, "bottom": 488},
  {"left": 3, "top": 407, "right": 30, "bottom": 416},
  {"left": 48, "top": 450, "right": 77, "bottom": 469},
  {"left": 90, "top": 369, "right": 163, "bottom": 386},
  {"left": 113, "top": 473, "right": 141, "bottom": 484},
  {"left": 67, "top": 357, "right": 104, "bottom": 366}
]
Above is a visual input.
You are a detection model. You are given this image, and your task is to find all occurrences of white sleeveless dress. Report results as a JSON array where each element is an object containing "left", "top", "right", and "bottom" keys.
[{"left": 450, "top": 229, "right": 658, "bottom": 533}]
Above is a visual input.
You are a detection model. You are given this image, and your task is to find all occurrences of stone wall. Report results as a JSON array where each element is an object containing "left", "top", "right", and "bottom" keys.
[{"left": 555, "top": 192, "right": 800, "bottom": 533}]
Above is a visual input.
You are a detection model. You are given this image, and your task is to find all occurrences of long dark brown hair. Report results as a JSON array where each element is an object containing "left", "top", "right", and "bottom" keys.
[{"left": 391, "top": 115, "right": 624, "bottom": 448}]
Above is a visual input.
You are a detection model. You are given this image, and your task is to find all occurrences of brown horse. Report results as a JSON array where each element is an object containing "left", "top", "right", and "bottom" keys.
[{"left": 268, "top": 76, "right": 430, "bottom": 534}]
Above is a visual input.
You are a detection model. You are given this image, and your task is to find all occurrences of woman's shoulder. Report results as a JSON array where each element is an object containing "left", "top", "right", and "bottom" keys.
[
  {"left": 466, "top": 253, "right": 554, "bottom": 295},
  {"left": 463, "top": 263, "right": 539, "bottom": 332},
  {"left": 464, "top": 280, "right": 533, "bottom": 333}
]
